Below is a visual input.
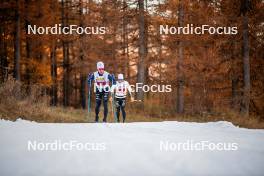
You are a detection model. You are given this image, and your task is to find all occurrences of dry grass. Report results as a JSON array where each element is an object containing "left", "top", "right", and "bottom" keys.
[
  {"left": 0, "top": 79, "right": 263, "bottom": 129},
  {"left": 0, "top": 79, "right": 88, "bottom": 123},
  {"left": 125, "top": 105, "right": 264, "bottom": 129}
]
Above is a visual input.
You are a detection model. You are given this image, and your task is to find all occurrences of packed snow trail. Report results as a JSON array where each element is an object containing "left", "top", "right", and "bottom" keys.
[{"left": 0, "top": 119, "right": 264, "bottom": 176}]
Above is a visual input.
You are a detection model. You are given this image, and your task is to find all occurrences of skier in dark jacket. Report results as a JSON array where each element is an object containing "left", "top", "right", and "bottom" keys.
[{"left": 88, "top": 61, "right": 116, "bottom": 122}]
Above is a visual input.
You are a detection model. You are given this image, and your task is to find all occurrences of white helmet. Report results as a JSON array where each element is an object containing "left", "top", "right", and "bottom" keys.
[
  {"left": 97, "top": 61, "right": 104, "bottom": 69},
  {"left": 118, "top": 74, "right": 124, "bottom": 80}
]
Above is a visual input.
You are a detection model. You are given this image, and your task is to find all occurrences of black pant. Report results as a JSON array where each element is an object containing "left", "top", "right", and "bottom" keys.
[
  {"left": 95, "top": 91, "right": 109, "bottom": 122},
  {"left": 115, "top": 98, "right": 126, "bottom": 122}
]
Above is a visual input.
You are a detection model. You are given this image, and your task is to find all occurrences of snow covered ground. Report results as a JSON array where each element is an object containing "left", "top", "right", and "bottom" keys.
[{"left": 0, "top": 119, "right": 264, "bottom": 176}]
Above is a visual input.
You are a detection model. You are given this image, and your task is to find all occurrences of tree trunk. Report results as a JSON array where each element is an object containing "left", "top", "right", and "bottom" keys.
[
  {"left": 230, "top": 40, "right": 240, "bottom": 111},
  {"left": 63, "top": 42, "right": 70, "bottom": 106},
  {"left": 136, "top": 0, "right": 147, "bottom": 101},
  {"left": 50, "top": 40, "right": 57, "bottom": 106},
  {"left": 79, "top": 0, "right": 86, "bottom": 109},
  {"left": 241, "top": 14, "right": 250, "bottom": 116},
  {"left": 62, "top": 0, "right": 70, "bottom": 106},
  {"left": 14, "top": 0, "right": 21, "bottom": 81},
  {"left": 123, "top": 1, "right": 130, "bottom": 81},
  {"left": 25, "top": 0, "right": 31, "bottom": 87},
  {"left": 0, "top": 25, "right": 8, "bottom": 83},
  {"left": 122, "top": 0, "right": 127, "bottom": 76},
  {"left": 176, "top": 0, "right": 184, "bottom": 113},
  {"left": 80, "top": 75, "right": 86, "bottom": 109}
]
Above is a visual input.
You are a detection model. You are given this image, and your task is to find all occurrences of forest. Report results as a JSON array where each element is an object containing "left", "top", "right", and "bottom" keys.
[{"left": 0, "top": 0, "right": 263, "bottom": 126}]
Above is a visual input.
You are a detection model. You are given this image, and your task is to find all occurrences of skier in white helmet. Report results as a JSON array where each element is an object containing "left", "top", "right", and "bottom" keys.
[
  {"left": 111, "top": 73, "right": 134, "bottom": 122},
  {"left": 88, "top": 61, "right": 116, "bottom": 122}
]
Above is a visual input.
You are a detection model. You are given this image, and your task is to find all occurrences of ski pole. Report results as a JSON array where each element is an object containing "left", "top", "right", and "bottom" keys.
[
  {"left": 110, "top": 94, "right": 114, "bottom": 120},
  {"left": 112, "top": 93, "right": 118, "bottom": 122},
  {"left": 111, "top": 78, "right": 118, "bottom": 122},
  {"left": 87, "top": 79, "right": 91, "bottom": 121}
]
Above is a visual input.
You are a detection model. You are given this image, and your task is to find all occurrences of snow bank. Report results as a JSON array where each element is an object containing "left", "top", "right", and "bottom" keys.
[{"left": 0, "top": 119, "right": 264, "bottom": 176}]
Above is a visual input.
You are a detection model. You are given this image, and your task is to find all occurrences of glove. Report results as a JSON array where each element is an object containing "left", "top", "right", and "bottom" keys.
[{"left": 87, "top": 73, "right": 93, "bottom": 87}]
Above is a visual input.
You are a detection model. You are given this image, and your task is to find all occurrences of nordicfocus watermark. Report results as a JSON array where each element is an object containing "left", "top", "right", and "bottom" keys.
[
  {"left": 93, "top": 83, "right": 172, "bottom": 93},
  {"left": 27, "top": 24, "right": 106, "bottom": 35},
  {"left": 27, "top": 140, "right": 106, "bottom": 151},
  {"left": 160, "top": 140, "right": 238, "bottom": 151},
  {"left": 160, "top": 24, "right": 238, "bottom": 35}
]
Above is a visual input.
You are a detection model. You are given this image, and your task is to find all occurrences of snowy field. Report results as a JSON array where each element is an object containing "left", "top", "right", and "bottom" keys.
[{"left": 0, "top": 119, "right": 264, "bottom": 176}]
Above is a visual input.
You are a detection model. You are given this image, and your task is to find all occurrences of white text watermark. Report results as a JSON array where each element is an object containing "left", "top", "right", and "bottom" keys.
[
  {"left": 27, "top": 140, "right": 106, "bottom": 151},
  {"left": 27, "top": 24, "right": 106, "bottom": 35},
  {"left": 160, "top": 140, "right": 238, "bottom": 151},
  {"left": 160, "top": 24, "right": 238, "bottom": 35}
]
